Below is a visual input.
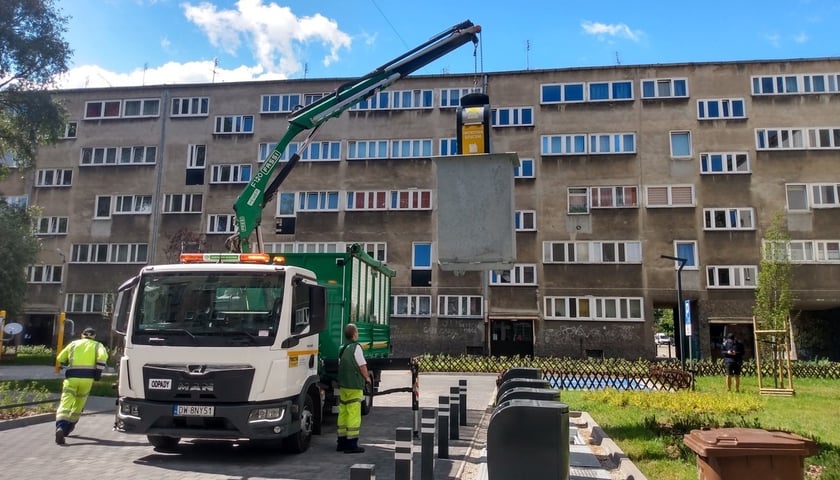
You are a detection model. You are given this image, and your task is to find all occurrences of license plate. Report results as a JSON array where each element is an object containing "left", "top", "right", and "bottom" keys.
[{"left": 174, "top": 405, "right": 214, "bottom": 417}]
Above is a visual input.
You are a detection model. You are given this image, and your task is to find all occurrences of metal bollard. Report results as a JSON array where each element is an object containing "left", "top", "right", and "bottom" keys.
[
  {"left": 449, "top": 386, "right": 460, "bottom": 440},
  {"left": 395, "top": 427, "right": 413, "bottom": 480},
  {"left": 421, "top": 408, "right": 436, "bottom": 480},
  {"left": 459, "top": 379, "right": 468, "bottom": 426},
  {"left": 350, "top": 463, "right": 375, "bottom": 480},
  {"left": 437, "top": 394, "right": 449, "bottom": 459}
]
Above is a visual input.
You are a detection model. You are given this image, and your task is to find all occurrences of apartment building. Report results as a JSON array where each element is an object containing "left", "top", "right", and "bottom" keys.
[{"left": 3, "top": 57, "right": 840, "bottom": 359}]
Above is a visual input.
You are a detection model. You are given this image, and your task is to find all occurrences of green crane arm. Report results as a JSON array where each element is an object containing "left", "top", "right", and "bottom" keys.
[{"left": 230, "top": 20, "right": 481, "bottom": 253}]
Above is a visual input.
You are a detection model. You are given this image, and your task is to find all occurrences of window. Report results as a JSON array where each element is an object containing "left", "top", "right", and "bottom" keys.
[
  {"left": 515, "top": 210, "right": 536, "bottom": 231},
  {"left": 438, "top": 295, "right": 483, "bottom": 318},
  {"left": 763, "top": 240, "right": 818, "bottom": 263},
  {"left": 304, "top": 92, "right": 328, "bottom": 105},
  {"left": 540, "top": 83, "right": 585, "bottom": 104},
  {"left": 816, "top": 241, "right": 840, "bottom": 262},
  {"left": 297, "top": 191, "right": 339, "bottom": 211},
  {"left": 588, "top": 133, "right": 636, "bottom": 154},
  {"left": 812, "top": 183, "right": 840, "bottom": 208},
  {"left": 390, "top": 190, "right": 432, "bottom": 210},
  {"left": 568, "top": 187, "right": 589, "bottom": 214},
  {"left": 352, "top": 91, "right": 391, "bottom": 110},
  {"left": 413, "top": 242, "right": 432, "bottom": 270},
  {"left": 438, "top": 137, "right": 458, "bottom": 157},
  {"left": 207, "top": 214, "right": 237, "bottom": 234},
  {"left": 188, "top": 144, "right": 206, "bottom": 168},
  {"left": 259, "top": 141, "right": 299, "bottom": 162},
  {"left": 276, "top": 192, "right": 296, "bottom": 217},
  {"left": 214, "top": 115, "right": 254, "bottom": 134},
  {"left": 670, "top": 131, "right": 692, "bottom": 157},
  {"left": 171, "top": 96, "right": 209, "bottom": 117},
  {"left": 118, "top": 146, "right": 156, "bottom": 164},
  {"left": 489, "top": 264, "right": 537, "bottom": 286},
  {"left": 439, "top": 87, "right": 482, "bottom": 108},
  {"left": 80, "top": 146, "right": 155, "bottom": 166},
  {"left": 80, "top": 147, "right": 117, "bottom": 165},
  {"left": 95, "top": 195, "right": 112, "bottom": 219},
  {"left": 808, "top": 127, "right": 840, "bottom": 149},
  {"left": 391, "top": 89, "right": 434, "bottom": 109},
  {"left": 786, "top": 184, "right": 809, "bottom": 211},
  {"left": 390, "top": 139, "right": 432, "bottom": 158},
  {"left": 697, "top": 98, "right": 746, "bottom": 119},
  {"left": 268, "top": 242, "right": 343, "bottom": 254},
  {"left": 84, "top": 100, "right": 121, "bottom": 119},
  {"left": 700, "top": 152, "right": 750, "bottom": 174},
  {"left": 514, "top": 158, "right": 535, "bottom": 178},
  {"left": 641, "top": 78, "right": 688, "bottom": 99},
  {"left": 541, "top": 134, "right": 586, "bottom": 155},
  {"left": 542, "top": 241, "right": 642, "bottom": 264},
  {"left": 752, "top": 73, "right": 840, "bottom": 95},
  {"left": 588, "top": 81, "right": 633, "bottom": 101},
  {"left": 34, "top": 216, "right": 68, "bottom": 235},
  {"left": 590, "top": 186, "right": 639, "bottom": 208},
  {"left": 357, "top": 242, "right": 388, "bottom": 262},
  {"left": 347, "top": 191, "right": 388, "bottom": 210},
  {"left": 261, "top": 94, "right": 301, "bottom": 113},
  {"left": 492, "top": 107, "right": 534, "bottom": 127},
  {"left": 300, "top": 141, "right": 341, "bottom": 161},
  {"left": 704, "top": 208, "right": 755, "bottom": 230},
  {"left": 122, "top": 98, "right": 160, "bottom": 118},
  {"left": 544, "top": 296, "right": 643, "bottom": 321},
  {"left": 707, "top": 266, "right": 758, "bottom": 288},
  {"left": 114, "top": 195, "right": 152, "bottom": 214},
  {"left": 71, "top": 243, "right": 148, "bottom": 263},
  {"left": 392, "top": 295, "right": 432, "bottom": 317},
  {"left": 348, "top": 140, "right": 389, "bottom": 160},
  {"left": 646, "top": 185, "right": 695, "bottom": 207},
  {"left": 4, "top": 195, "right": 27, "bottom": 207},
  {"left": 66, "top": 293, "right": 108, "bottom": 313},
  {"left": 211, "top": 164, "right": 252, "bottom": 184},
  {"left": 673, "top": 241, "right": 698, "bottom": 269},
  {"left": 27, "top": 265, "right": 63, "bottom": 284},
  {"left": 36, "top": 169, "right": 72, "bottom": 187},
  {"left": 756, "top": 128, "right": 806, "bottom": 150},
  {"left": 163, "top": 193, "right": 203, "bottom": 213},
  {"left": 60, "top": 122, "right": 78, "bottom": 139}
]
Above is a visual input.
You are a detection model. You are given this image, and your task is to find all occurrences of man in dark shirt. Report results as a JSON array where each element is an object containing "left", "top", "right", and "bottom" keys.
[{"left": 721, "top": 333, "right": 745, "bottom": 392}]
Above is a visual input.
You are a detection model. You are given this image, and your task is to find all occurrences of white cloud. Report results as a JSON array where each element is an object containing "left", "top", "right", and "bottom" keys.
[
  {"left": 581, "top": 21, "right": 643, "bottom": 42},
  {"left": 55, "top": 61, "right": 273, "bottom": 89},
  {"left": 793, "top": 32, "right": 809, "bottom": 43}
]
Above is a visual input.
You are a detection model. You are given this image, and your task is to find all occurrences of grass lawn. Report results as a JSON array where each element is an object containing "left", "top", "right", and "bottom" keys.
[{"left": 561, "top": 375, "right": 840, "bottom": 480}]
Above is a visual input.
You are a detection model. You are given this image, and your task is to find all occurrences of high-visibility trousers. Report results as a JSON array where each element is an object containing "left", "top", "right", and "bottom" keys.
[
  {"left": 337, "top": 388, "right": 363, "bottom": 440},
  {"left": 55, "top": 377, "right": 94, "bottom": 431}
]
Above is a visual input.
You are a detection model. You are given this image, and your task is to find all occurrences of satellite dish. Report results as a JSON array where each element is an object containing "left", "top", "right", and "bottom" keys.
[{"left": 4, "top": 322, "right": 23, "bottom": 335}]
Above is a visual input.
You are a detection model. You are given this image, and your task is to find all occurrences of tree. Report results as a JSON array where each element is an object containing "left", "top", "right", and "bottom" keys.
[
  {"left": 163, "top": 228, "right": 207, "bottom": 263},
  {"left": 753, "top": 212, "right": 795, "bottom": 330},
  {"left": 0, "top": 202, "right": 41, "bottom": 319},
  {"left": 0, "top": 0, "right": 72, "bottom": 179}
]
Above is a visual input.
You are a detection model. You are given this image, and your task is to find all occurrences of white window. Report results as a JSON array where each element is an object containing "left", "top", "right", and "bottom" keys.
[
  {"left": 71, "top": 244, "right": 147, "bottom": 263},
  {"left": 357, "top": 242, "right": 388, "bottom": 262},
  {"left": 188, "top": 144, "right": 206, "bottom": 168},
  {"left": 94, "top": 195, "right": 112, "bottom": 219},
  {"left": 80, "top": 147, "right": 118, "bottom": 165},
  {"left": 118, "top": 146, "right": 156, "bottom": 164},
  {"left": 211, "top": 164, "right": 252, "bottom": 184},
  {"left": 589, "top": 133, "right": 636, "bottom": 154},
  {"left": 27, "top": 264, "right": 63, "bottom": 284},
  {"left": 390, "top": 190, "right": 432, "bottom": 210},
  {"left": 60, "top": 122, "right": 78, "bottom": 139},
  {"left": 641, "top": 78, "right": 688, "bottom": 99},
  {"left": 66, "top": 293, "right": 108, "bottom": 313},
  {"left": 489, "top": 264, "right": 537, "bottom": 286},
  {"left": 297, "top": 191, "right": 339, "bottom": 211},
  {"left": 71, "top": 244, "right": 108, "bottom": 263},
  {"left": 392, "top": 295, "right": 432, "bottom": 317},
  {"left": 763, "top": 240, "right": 817, "bottom": 263},
  {"left": 5, "top": 195, "right": 27, "bottom": 207},
  {"left": 391, "top": 89, "right": 434, "bottom": 109},
  {"left": 515, "top": 210, "right": 536, "bottom": 231},
  {"left": 438, "top": 295, "right": 483, "bottom": 318},
  {"left": 171, "top": 96, "right": 209, "bottom": 117},
  {"left": 707, "top": 265, "right": 758, "bottom": 289},
  {"left": 540, "top": 83, "right": 585, "bottom": 104},
  {"left": 81, "top": 146, "right": 155, "bottom": 165},
  {"left": 542, "top": 134, "right": 586, "bottom": 155},
  {"left": 348, "top": 140, "right": 389, "bottom": 160},
  {"left": 438, "top": 138, "right": 459, "bottom": 157},
  {"left": 276, "top": 192, "right": 295, "bottom": 217},
  {"left": 492, "top": 107, "right": 534, "bottom": 127},
  {"left": 542, "top": 241, "right": 642, "bottom": 264},
  {"left": 84, "top": 100, "right": 121, "bottom": 119},
  {"left": 811, "top": 184, "right": 840, "bottom": 208},
  {"left": 300, "top": 141, "right": 341, "bottom": 161},
  {"left": 590, "top": 186, "right": 639, "bottom": 208},
  {"left": 751, "top": 73, "right": 840, "bottom": 95},
  {"left": 266, "top": 242, "right": 342, "bottom": 254},
  {"left": 816, "top": 241, "right": 840, "bottom": 262},
  {"left": 756, "top": 128, "right": 806, "bottom": 150},
  {"left": 412, "top": 242, "right": 432, "bottom": 270},
  {"left": 673, "top": 241, "right": 698, "bottom": 269},
  {"left": 646, "top": 185, "right": 695, "bottom": 208},
  {"left": 351, "top": 91, "right": 391, "bottom": 110},
  {"left": 304, "top": 92, "right": 328, "bottom": 105},
  {"left": 259, "top": 141, "right": 298, "bottom": 162},
  {"left": 122, "top": 98, "right": 160, "bottom": 118},
  {"left": 588, "top": 81, "right": 633, "bottom": 101},
  {"left": 704, "top": 208, "right": 755, "bottom": 231},
  {"left": 544, "top": 296, "right": 643, "bottom": 321},
  {"left": 514, "top": 158, "right": 535, "bottom": 178},
  {"left": 162, "top": 194, "right": 203, "bottom": 213},
  {"left": 36, "top": 169, "right": 72, "bottom": 187},
  {"left": 34, "top": 216, "right": 68, "bottom": 235},
  {"left": 214, "top": 115, "right": 254, "bottom": 134},
  {"left": 261, "top": 94, "right": 301, "bottom": 113},
  {"left": 785, "top": 184, "right": 809, "bottom": 211},
  {"left": 440, "top": 87, "right": 482, "bottom": 108},
  {"left": 670, "top": 131, "right": 692, "bottom": 158},
  {"left": 390, "top": 139, "right": 432, "bottom": 158},
  {"left": 114, "top": 195, "right": 152, "bottom": 214},
  {"left": 207, "top": 214, "right": 237, "bottom": 234},
  {"left": 347, "top": 191, "right": 388, "bottom": 211},
  {"left": 697, "top": 98, "right": 746, "bottom": 119},
  {"left": 568, "top": 187, "right": 589, "bottom": 214},
  {"left": 700, "top": 152, "right": 750, "bottom": 174},
  {"left": 808, "top": 127, "right": 840, "bottom": 149}
]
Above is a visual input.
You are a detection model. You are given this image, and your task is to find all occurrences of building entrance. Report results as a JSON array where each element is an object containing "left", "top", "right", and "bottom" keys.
[{"left": 490, "top": 319, "right": 534, "bottom": 357}]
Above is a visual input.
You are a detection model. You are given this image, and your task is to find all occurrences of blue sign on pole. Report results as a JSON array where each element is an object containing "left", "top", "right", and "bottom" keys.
[{"left": 684, "top": 299, "right": 692, "bottom": 336}]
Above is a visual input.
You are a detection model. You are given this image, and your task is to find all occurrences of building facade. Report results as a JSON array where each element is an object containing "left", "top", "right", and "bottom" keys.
[{"left": 3, "top": 58, "right": 840, "bottom": 358}]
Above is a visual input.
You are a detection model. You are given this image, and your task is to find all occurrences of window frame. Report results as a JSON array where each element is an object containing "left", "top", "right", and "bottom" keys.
[
  {"left": 35, "top": 168, "right": 73, "bottom": 187},
  {"left": 670, "top": 131, "right": 692, "bottom": 158},
  {"left": 514, "top": 210, "right": 537, "bottom": 231},
  {"left": 171, "top": 96, "right": 210, "bottom": 117},
  {"left": 700, "top": 152, "right": 750, "bottom": 174},
  {"left": 214, "top": 115, "right": 255, "bottom": 135},
  {"left": 210, "top": 164, "right": 252, "bottom": 184},
  {"left": 207, "top": 213, "right": 237, "bottom": 234},
  {"left": 514, "top": 158, "right": 535, "bottom": 178},
  {"left": 391, "top": 294, "right": 432, "bottom": 317},
  {"left": 162, "top": 193, "right": 203, "bottom": 214},
  {"left": 544, "top": 296, "right": 644, "bottom": 321},
  {"left": 697, "top": 98, "right": 746, "bottom": 120},
  {"left": 122, "top": 98, "right": 161, "bottom": 118},
  {"left": 645, "top": 185, "right": 696, "bottom": 208},
  {"left": 489, "top": 264, "right": 537, "bottom": 286},
  {"left": 706, "top": 265, "right": 758, "bottom": 289},
  {"left": 437, "top": 295, "right": 483, "bottom": 318},
  {"left": 703, "top": 207, "right": 756, "bottom": 231},
  {"left": 672, "top": 241, "right": 699, "bottom": 270},
  {"left": 640, "top": 78, "right": 689, "bottom": 99},
  {"left": 34, "top": 216, "right": 69, "bottom": 235}
]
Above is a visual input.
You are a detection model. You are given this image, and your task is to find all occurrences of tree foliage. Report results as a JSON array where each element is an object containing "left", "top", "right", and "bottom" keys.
[
  {"left": 0, "top": 0, "right": 71, "bottom": 178},
  {"left": 753, "top": 212, "right": 796, "bottom": 330},
  {"left": 0, "top": 202, "right": 41, "bottom": 319}
]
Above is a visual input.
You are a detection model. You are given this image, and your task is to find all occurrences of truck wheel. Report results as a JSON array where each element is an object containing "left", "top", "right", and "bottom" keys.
[
  {"left": 147, "top": 435, "right": 180, "bottom": 451},
  {"left": 284, "top": 394, "right": 315, "bottom": 453},
  {"left": 361, "top": 373, "right": 374, "bottom": 416}
]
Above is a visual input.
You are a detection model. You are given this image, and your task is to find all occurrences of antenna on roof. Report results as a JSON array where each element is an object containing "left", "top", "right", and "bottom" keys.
[
  {"left": 212, "top": 58, "right": 218, "bottom": 83},
  {"left": 615, "top": 51, "right": 621, "bottom": 65},
  {"left": 304, "top": 62, "right": 308, "bottom": 80},
  {"left": 142, "top": 62, "right": 148, "bottom": 86},
  {"left": 526, "top": 40, "right": 531, "bottom": 70}
]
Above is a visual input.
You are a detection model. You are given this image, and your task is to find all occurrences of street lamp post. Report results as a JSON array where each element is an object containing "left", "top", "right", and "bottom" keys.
[{"left": 661, "top": 255, "right": 687, "bottom": 369}]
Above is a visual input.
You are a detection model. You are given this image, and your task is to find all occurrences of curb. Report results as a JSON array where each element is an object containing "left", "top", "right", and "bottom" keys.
[{"left": 579, "top": 411, "right": 648, "bottom": 480}]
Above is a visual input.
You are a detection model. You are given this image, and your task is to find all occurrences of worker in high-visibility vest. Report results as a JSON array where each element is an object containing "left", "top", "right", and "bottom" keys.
[
  {"left": 336, "top": 323, "right": 371, "bottom": 454},
  {"left": 54, "top": 327, "right": 108, "bottom": 445}
]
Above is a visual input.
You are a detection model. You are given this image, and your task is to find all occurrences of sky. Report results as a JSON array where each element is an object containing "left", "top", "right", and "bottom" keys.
[{"left": 53, "top": 0, "right": 840, "bottom": 89}]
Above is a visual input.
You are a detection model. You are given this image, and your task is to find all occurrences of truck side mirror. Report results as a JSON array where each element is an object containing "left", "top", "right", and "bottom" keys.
[{"left": 111, "top": 275, "right": 138, "bottom": 336}]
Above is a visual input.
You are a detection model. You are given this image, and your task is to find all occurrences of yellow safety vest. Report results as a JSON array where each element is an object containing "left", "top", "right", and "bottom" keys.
[{"left": 57, "top": 338, "right": 108, "bottom": 379}]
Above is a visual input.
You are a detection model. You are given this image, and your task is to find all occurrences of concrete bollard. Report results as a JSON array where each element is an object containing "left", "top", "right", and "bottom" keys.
[
  {"left": 421, "top": 408, "right": 436, "bottom": 480},
  {"left": 350, "top": 463, "right": 375, "bottom": 480},
  {"left": 459, "top": 379, "right": 468, "bottom": 426},
  {"left": 395, "top": 427, "right": 413, "bottom": 480},
  {"left": 449, "top": 386, "right": 460, "bottom": 440},
  {"left": 437, "top": 394, "right": 449, "bottom": 459}
]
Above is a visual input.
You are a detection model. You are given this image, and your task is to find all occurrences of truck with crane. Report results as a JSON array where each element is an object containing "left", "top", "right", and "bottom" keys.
[{"left": 111, "top": 20, "right": 481, "bottom": 452}]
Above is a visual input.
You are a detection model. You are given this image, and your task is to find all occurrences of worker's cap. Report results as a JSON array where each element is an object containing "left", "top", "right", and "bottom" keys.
[{"left": 82, "top": 327, "right": 96, "bottom": 337}]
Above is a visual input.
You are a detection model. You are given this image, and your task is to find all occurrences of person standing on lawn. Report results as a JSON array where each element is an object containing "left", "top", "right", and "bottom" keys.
[
  {"left": 54, "top": 327, "right": 109, "bottom": 445},
  {"left": 336, "top": 323, "right": 371, "bottom": 454},
  {"left": 721, "top": 332, "right": 745, "bottom": 392}
]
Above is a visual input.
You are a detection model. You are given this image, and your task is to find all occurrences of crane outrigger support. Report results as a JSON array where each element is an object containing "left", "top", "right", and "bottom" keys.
[{"left": 230, "top": 20, "right": 481, "bottom": 253}]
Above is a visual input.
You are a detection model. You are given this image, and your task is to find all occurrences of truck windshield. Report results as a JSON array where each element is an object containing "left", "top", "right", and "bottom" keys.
[{"left": 131, "top": 271, "right": 284, "bottom": 347}]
